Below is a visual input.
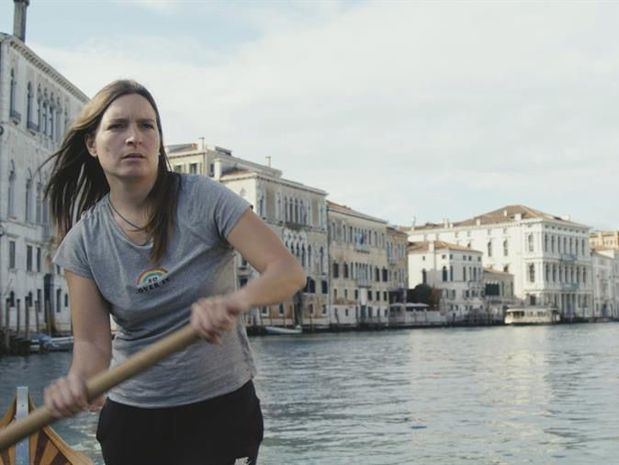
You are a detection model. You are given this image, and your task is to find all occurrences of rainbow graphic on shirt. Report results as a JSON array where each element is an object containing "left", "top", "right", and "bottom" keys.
[{"left": 136, "top": 267, "right": 170, "bottom": 294}]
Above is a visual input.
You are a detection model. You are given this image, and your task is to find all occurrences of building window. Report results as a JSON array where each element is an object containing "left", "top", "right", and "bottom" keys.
[
  {"left": 173, "top": 164, "right": 183, "bottom": 173},
  {"left": 278, "top": 304, "right": 284, "bottom": 316},
  {"left": 449, "top": 266, "right": 453, "bottom": 282},
  {"left": 487, "top": 241, "right": 492, "bottom": 257},
  {"left": 343, "top": 263, "right": 349, "bottom": 279},
  {"left": 442, "top": 266, "right": 448, "bottom": 282},
  {"left": 26, "top": 245, "right": 33, "bottom": 272},
  {"left": 25, "top": 175, "right": 32, "bottom": 222},
  {"left": 8, "top": 164, "right": 16, "bottom": 217},
  {"left": 261, "top": 307, "right": 268, "bottom": 317},
  {"left": 528, "top": 264, "right": 535, "bottom": 283},
  {"left": 528, "top": 234, "right": 534, "bottom": 253},
  {"left": 189, "top": 163, "right": 198, "bottom": 174},
  {"left": 503, "top": 240, "right": 508, "bottom": 257},
  {"left": 422, "top": 269, "right": 427, "bottom": 285},
  {"left": 26, "top": 82, "right": 33, "bottom": 126},
  {"left": 36, "top": 247, "right": 42, "bottom": 272},
  {"left": 333, "top": 262, "right": 339, "bottom": 279},
  {"left": 9, "top": 241, "right": 16, "bottom": 269},
  {"left": 10, "top": 69, "right": 17, "bottom": 117}
]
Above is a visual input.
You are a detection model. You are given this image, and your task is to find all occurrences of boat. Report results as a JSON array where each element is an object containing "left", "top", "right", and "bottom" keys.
[
  {"left": 504, "top": 306, "right": 561, "bottom": 325},
  {"left": 0, "top": 387, "right": 93, "bottom": 465},
  {"left": 388, "top": 303, "right": 446, "bottom": 327},
  {"left": 30, "top": 335, "right": 74, "bottom": 353},
  {"left": 264, "top": 325, "right": 303, "bottom": 335}
]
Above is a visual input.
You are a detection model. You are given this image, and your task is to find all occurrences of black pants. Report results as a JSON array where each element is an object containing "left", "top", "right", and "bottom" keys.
[{"left": 96, "top": 381, "right": 263, "bottom": 465}]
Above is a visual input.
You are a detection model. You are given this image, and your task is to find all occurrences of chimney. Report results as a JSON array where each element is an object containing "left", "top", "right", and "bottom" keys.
[{"left": 13, "top": 0, "right": 29, "bottom": 42}]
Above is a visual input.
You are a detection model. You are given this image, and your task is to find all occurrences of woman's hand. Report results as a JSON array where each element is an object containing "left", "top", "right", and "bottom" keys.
[
  {"left": 44, "top": 373, "right": 89, "bottom": 418},
  {"left": 44, "top": 374, "right": 106, "bottom": 418},
  {"left": 190, "top": 294, "right": 250, "bottom": 344}
]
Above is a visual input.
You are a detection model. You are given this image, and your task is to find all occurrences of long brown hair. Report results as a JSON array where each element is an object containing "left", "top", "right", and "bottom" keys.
[{"left": 44, "top": 79, "right": 180, "bottom": 263}]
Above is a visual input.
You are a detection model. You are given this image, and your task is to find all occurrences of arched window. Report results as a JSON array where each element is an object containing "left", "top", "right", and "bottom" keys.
[
  {"left": 307, "top": 245, "right": 313, "bottom": 270},
  {"left": 36, "top": 181, "right": 42, "bottom": 224},
  {"left": 25, "top": 171, "right": 33, "bottom": 223},
  {"left": 442, "top": 266, "right": 448, "bottom": 282},
  {"left": 544, "top": 234, "right": 548, "bottom": 252},
  {"left": 26, "top": 82, "right": 33, "bottom": 124},
  {"left": 503, "top": 240, "right": 508, "bottom": 256},
  {"left": 49, "top": 95, "right": 55, "bottom": 137},
  {"left": 42, "top": 101, "right": 48, "bottom": 134},
  {"left": 551, "top": 235, "right": 555, "bottom": 253},
  {"left": 319, "top": 247, "right": 325, "bottom": 273},
  {"left": 487, "top": 241, "right": 492, "bottom": 257},
  {"left": 8, "top": 162, "right": 16, "bottom": 217},
  {"left": 528, "top": 264, "right": 535, "bottom": 283},
  {"left": 37, "top": 86, "right": 42, "bottom": 129},
  {"left": 527, "top": 234, "right": 534, "bottom": 253},
  {"left": 463, "top": 267, "right": 467, "bottom": 281},
  {"left": 10, "top": 69, "right": 17, "bottom": 114}
]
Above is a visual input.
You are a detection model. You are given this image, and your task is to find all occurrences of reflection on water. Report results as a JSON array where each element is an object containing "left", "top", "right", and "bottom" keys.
[{"left": 1, "top": 324, "right": 618, "bottom": 464}]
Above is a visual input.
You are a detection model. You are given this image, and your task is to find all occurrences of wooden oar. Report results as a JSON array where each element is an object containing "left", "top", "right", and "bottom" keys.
[{"left": 0, "top": 324, "right": 200, "bottom": 451}]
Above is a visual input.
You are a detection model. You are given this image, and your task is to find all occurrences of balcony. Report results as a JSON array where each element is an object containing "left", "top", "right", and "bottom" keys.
[
  {"left": 10, "top": 109, "right": 21, "bottom": 124},
  {"left": 387, "top": 255, "right": 399, "bottom": 264},
  {"left": 27, "top": 120, "right": 38, "bottom": 132},
  {"left": 562, "top": 283, "right": 578, "bottom": 291},
  {"left": 354, "top": 242, "right": 370, "bottom": 253},
  {"left": 356, "top": 277, "right": 371, "bottom": 288},
  {"left": 560, "top": 253, "right": 577, "bottom": 262}
]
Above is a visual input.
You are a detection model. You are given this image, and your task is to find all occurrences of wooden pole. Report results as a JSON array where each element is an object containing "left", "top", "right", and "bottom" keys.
[
  {"left": 0, "top": 324, "right": 200, "bottom": 451},
  {"left": 3, "top": 300, "right": 9, "bottom": 352},
  {"left": 24, "top": 300, "right": 30, "bottom": 342}
]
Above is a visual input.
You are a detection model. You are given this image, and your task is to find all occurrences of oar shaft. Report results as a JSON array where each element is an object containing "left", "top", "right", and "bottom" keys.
[{"left": 0, "top": 324, "right": 200, "bottom": 451}]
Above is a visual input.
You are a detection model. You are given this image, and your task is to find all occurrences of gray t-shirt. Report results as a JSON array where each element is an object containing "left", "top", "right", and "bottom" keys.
[{"left": 53, "top": 174, "right": 256, "bottom": 408}]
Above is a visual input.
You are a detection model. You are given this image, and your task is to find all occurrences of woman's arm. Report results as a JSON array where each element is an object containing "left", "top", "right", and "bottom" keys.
[
  {"left": 44, "top": 271, "right": 112, "bottom": 417},
  {"left": 191, "top": 209, "right": 306, "bottom": 342}
]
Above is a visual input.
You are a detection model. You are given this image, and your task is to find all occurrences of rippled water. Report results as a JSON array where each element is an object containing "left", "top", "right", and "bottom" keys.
[{"left": 1, "top": 324, "right": 618, "bottom": 464}]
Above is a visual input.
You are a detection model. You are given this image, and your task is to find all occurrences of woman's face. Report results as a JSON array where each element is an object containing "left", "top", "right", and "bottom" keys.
[{"left": 86, "top": 93, "right": 161, "bottom": 183}]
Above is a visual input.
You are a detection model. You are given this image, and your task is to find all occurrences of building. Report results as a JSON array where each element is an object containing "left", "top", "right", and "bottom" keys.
[
  {"left": 590, "top": 231, "right": 619, "bottom": 250},
  {"left": 0, "top": 1, "right": 88, "bottom": 336},
  {"left": 386, "top": 226, "right": 408, "bottom": 302},
  {"left": 483, "top": 268, "right": 515, "bottom": 322},
  {"left": 591, "top": 249, "right": 619, "bottom": 319},
  {"left": 407, "top": 205, "right": 593, "bottom": 320},
  {"left": 166, "top": 141, "right": 329, "bottom": 330},
  {"left": 327, "top": 201, "right": 389, "bottom": 328},
  {"left": 408, "top": 241, "right": 484, "bottom": 323}
]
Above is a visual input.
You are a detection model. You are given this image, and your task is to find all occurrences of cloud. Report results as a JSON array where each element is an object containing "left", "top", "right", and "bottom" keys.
[{"left": 29, "top": 1, "right": 619, "bottom": 230}]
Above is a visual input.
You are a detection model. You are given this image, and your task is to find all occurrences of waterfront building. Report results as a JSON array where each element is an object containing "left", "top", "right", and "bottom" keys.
[
  {"left": 408, "top": 241, "right": 484, "bottom": 323},
  {"left": 166, "top": 141, "right": 329, "bottom": 330},
  {"left": 406, "top": 205, "right": 593, "bottom": 319},
  {"left": 483, "top": 268, "right": 516, "bottom": 322},
  {"left": 590, "top": 231, "right": 619, "bottom": 250},
  {"left": 386, "top": 226, "right": 408, "bottom": 301},
  {"left": 0, "top": 2, "right": 88, "bottom": 335},
  {"left": 591, "top": 249, "right": 619, "bottom": 319},
  {"left": 327, "top": 201, "right": 389, "bottom": 328}
]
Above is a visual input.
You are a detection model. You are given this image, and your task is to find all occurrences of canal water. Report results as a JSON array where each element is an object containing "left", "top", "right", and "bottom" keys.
[{"left": 1, "top": 324, "right": 618, "bottom": 464}]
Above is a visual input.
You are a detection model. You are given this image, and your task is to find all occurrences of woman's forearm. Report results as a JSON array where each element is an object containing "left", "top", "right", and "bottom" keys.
[{"left": 69, "top": 339, "right": 111, "bottom": 380}]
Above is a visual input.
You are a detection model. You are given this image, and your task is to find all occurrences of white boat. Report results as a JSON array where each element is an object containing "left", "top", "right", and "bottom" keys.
[
  {"left": 264, "top": 325, "right": 302, "bottom": 335},
  {"left": 388, "top": 303, "right": 446, "bottom": 327},
  {"left": 504, "top": 307, "right": 560, "bottom": 325}
]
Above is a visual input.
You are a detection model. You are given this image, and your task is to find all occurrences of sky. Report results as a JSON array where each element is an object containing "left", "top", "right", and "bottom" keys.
[{"left": 1, "top": 0, "right": 618, "bottom": 230}]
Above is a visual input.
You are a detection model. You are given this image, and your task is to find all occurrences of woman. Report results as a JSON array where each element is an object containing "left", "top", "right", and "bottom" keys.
[{"left": 43, "top": 80, "right": 306, "bottom": 465}]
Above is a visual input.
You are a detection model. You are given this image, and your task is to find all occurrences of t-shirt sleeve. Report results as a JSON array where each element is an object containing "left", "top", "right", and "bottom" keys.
[
  {"left": 195, "top": 177, "right": 251, "bottom": 243},
  {"left": 52, "top": 223, "right": 94, "bottom": 279}
]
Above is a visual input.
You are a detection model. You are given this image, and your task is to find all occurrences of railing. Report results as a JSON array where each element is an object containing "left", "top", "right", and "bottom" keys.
[
  {"left": 354, "top": 242, "right": 370, "bottom": 253},
  {"left": 560, "top": 253, "right": 577, "bottom": 262},
  {"left": 562, "top": 283, "right": 578, "bottom": 291},
  {"left": 356, "top": 277, "right": 371, "bottom": 287}
]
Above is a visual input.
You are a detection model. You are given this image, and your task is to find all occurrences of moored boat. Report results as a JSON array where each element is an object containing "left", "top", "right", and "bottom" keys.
[
  {"left": 264, "top": 325, "right": 303, "bottom": 335},
  {"left": 504, "top": 306, "right": 560, "bottom": 325},
  {"left": 0, "top": 387, "right": 92, "bottom": 465}
]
